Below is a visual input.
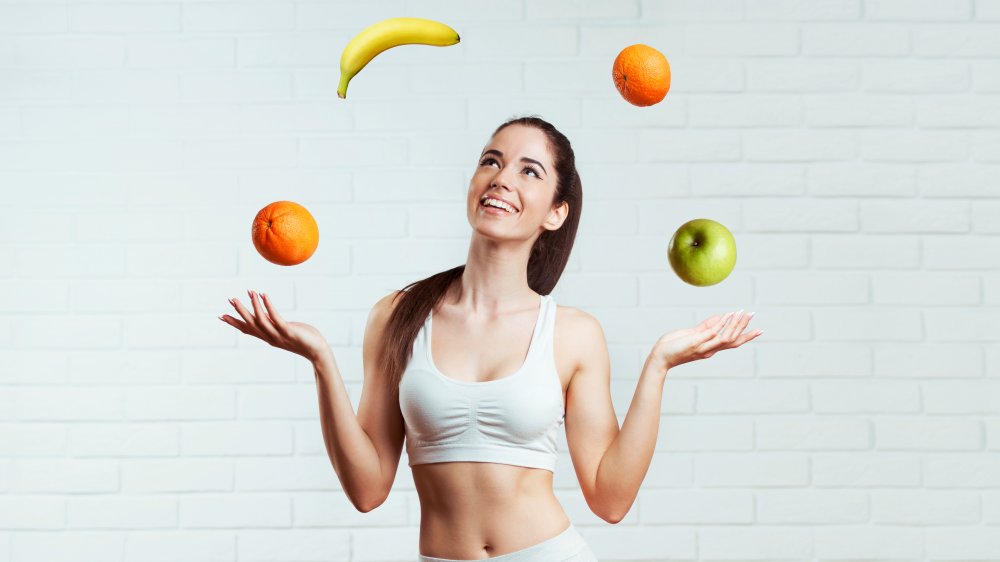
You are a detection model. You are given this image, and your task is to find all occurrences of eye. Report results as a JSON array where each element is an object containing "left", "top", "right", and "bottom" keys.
[{"left": 480, "top": 157, "right": 541, "bottom": 179}]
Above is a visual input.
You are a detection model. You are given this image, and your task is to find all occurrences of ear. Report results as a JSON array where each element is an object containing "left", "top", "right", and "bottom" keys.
[{"left": 544, "top": 201, "right": 569, "bottom": 231}]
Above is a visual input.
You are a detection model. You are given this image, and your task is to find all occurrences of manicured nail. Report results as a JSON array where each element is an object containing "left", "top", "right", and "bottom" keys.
[{"left": 747, "top": 311, "right": 756, "bottom": 319}]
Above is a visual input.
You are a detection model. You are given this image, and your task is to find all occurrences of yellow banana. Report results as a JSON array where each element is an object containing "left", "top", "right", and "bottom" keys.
[{"left": 337, "top": 17, "right": 460, "bottom": 99}]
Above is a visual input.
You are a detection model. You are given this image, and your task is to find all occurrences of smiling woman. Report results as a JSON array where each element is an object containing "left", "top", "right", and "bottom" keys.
[{"left": 219, "top": 115, "right": 756, "bottom": 562}]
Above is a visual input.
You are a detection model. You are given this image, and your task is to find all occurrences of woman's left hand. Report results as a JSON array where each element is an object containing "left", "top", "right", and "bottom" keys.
[{"left": 652, "top": 310, "right": 761, "bottom": 371}]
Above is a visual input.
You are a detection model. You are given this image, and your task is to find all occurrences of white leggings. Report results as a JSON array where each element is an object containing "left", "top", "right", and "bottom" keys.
[{"left": 417, "top": 523, "right": 598, "bottom": 562}]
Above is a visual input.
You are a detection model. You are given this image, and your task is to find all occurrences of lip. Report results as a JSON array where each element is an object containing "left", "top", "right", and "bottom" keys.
[
  {"left": 481, "top": 204, "right": 514, "bottom": 217},
  {"left": 479, "top": 194, "right": 519, "bottom": 213}
]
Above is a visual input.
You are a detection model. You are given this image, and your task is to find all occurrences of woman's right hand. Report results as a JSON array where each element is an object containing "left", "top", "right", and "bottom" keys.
[{"left": 220, "top": 290, "right": 331, "bottom": 363}]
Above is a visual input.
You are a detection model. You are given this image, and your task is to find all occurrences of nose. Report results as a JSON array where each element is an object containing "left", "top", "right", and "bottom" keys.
[{"left": 490, "top": 164, "right": 516, "bottom": 190}]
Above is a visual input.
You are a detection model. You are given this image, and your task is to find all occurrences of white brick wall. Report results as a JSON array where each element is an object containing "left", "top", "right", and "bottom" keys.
[{"left": 0, "top": 0, "right": 997, "bottom": 560}]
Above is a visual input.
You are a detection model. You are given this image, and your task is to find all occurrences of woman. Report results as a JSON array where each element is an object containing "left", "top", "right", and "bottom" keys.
[{"left": 220, "top": 116, "right": 760, "bottom": 561}]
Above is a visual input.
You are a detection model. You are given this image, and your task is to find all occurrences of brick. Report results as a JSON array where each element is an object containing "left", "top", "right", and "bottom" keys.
[
  {"left": 863, "top": 60, "right": 971, "bottom": 92},
  {"left": 123, "top": 460, "right": 233, "bottom": 493},
  {"left": 640, "top": 489, "right": 754, "bottom": 523},
  {"left": 684, "top": 24, "right": 798, "bottom": 56},
  {"left": 125, "top": 387, "right": 235, "bottom": 421},
  {"left": 0, "top": 5, "right": 68, "bottom": 33},
  {"left": 873, "top": 273, "right": 980, "bottom": 305},
  {"left": 292, "top": 491, "right": 409, "bottom": 527},
  {"left": 925, "top": 236, "right": 1000, "bottom": 269},
  {"left": 184, "top": 2, "right": 294, "bottom": 32},
  {"left": 915, "top": 24, "right": 1000, "bottom": 56},
  {"left": 70, "top": 424, "right": 178, "bottom": 457},
  {"left": 744, "top": 130, "right": 856, "bottom": 161},
  {"left": 67, "top": 497, "right": 177, "bottom": 529},
  {"left": 813, "top": 235, "right": 921, "bottom": 269},
  {"left": 122, "top": 532, "right": 235, "bottom": 562},
  {"left": 745, "top": 0, "right": 861, "bottom": 20},
  {"left": 758, "top": 343, "right": 873, "bottom": 378},
  {"left": 756, "top": 272, "right": 868, "bottom": 305},
  {"left": 0, "top": 497, "right": 64, "bottom": 529},
  {"left": 925, "top": 454, "right": 1000, "bottom": 487},
  {"left": 814, "top": 526, "right": 923, "bottom": 559},
  {"left": 922, "top": 381, "right": 1000, "bottom": 413},
  {"left": 12, "top": 460, "right": 118, "bottom": 493},
  {"left": 180, "top": 495, "right": 291, "bottom": 528},
  {"left": 700, "top": 527, "right": 811, "bottom": 559},
  {"left": 237, "top": 530, "right": 349, "bottom": 561},
  {"left": 698, "top": 380, "right": 809, "bottom": 413},
  {"left": 803, "top": 23, "right": 909, "bottom": 55},
  {"left": 866, "top": 0, "right": 972, "bottom": 20},
  {"left": 757, "top": 417, "right": 870, "bottom": 450},
  {"left": 743, "top": 198, "right": 858, "bottom": 231},
  {"left": 749, "top": 60, "right": 858, "bottom": 91},
  {"left": 657, "top": 416, "right": 753, "bottom": 451},
  {"left": 805, "top": 94, "right": 913, "bottom": 126},
  {"left": 871, "top": 490, "right": 980, "bottom": 524},
  {"left": 757, "top": 489, "right": 868, "bottom": 523},
  {"left": 875, "top": 417, "right": 981, "bottom": 450},
  {"left": 814, "top": 307, "right": 923, "bottom": 342},
  {"left": 235, "top": 458, "right": 341, "bottom": 491},
  {"left": 73, "top": 4, "right": 179, "bottom": 33},
  {"left": 926, "top": 528, "right": 1000, "bottom": 560},
  {"left": 811, "top": 380, "right": 920, "bottom": 413},
  {"left": 12, "top": 532, "right": 124, "bottom": 562},
  {"left": 813, "top": 452, "right": 921, "bottom": 487}
]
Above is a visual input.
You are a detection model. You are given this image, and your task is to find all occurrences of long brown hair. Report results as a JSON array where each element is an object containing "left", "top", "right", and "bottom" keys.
[{"left": 377, "top": 115, "right": 583, "bottom": 393}]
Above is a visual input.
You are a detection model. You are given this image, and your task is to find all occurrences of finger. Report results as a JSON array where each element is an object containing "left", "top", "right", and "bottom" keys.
[
  {"left": 736, "top": 328, "right": 763, "bottom": 346},
  {"left": 249, "top": 290, "right": 281, "bottom": 341},
  {"left": 219, "top": 313, "right": 252, "bottom": 334},
  {"left": 731, "top": 310, "right": 755, "bottom": 340},
  {"left": 704, "top": 312, "right": 733, "bottom": 340},
  {"left": 260, "top": 293, "right": 288, "bottom": 332},
  {"left": 722, "top": 309, "right": 746, "bottom": 341},
  {"left": 230, "top": 297, "right": 264, "bottom": 338},
  {"left": 696, "top": 314, "right": 726, "bottom": 332}
]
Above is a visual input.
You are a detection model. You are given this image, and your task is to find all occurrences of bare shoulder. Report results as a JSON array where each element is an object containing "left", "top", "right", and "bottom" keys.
[
  {"left": 554, "top": 304, "right": 606, "bottom": 374},
  {"left": 363, "top": 290, "right": 407, "bottom": 352},
  {"left": 368, "top": 290, "right": 406, "bottom": 324}
]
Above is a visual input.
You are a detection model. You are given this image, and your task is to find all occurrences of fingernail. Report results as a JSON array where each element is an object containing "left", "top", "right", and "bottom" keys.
[{"left": 748, "top": 311, "right": 756, "bottom": 319}]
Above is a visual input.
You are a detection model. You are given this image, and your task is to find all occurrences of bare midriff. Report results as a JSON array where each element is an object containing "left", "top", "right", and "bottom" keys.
[{"left": 413, "top": 461, "right": 571, "bottom": 559}]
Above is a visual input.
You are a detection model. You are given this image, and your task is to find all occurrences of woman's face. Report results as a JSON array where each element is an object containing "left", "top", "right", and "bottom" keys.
[{"left": 467, "top": 124, "right": 565, "bottom": 238}]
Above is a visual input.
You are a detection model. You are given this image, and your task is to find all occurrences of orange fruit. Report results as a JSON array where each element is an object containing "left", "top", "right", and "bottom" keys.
[
  {"left": 251, "top": 201, "right": 320, "bottom": 266},
  {"left": 612, "top": 44, "right": 671, "bottom": 107}
]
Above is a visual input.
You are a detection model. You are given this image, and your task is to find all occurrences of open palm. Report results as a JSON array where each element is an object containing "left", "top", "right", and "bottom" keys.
[
  {"left": 220, "top": 290, "right": 331, "bottom": 363},
  {"left": 653, "top": 310, "right": 760, "bottom": 370}
]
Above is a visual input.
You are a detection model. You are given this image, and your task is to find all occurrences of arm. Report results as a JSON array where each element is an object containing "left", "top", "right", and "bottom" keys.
[
  {"left": 565, "top": 309, "right": 758, "bottom": 523},
  {"left": 224, "top": 289, "right": 406, "bottom": 513},
  {"left": 564, "top": 311, "right": 666, "bottom": 524},
  {"left": 313, "top": 292, "right": 406, "bottom": 512}
]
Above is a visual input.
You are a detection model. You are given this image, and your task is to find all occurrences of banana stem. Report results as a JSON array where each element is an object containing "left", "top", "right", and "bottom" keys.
[{"left": 337, "top": 73, "right": 351, "bottom": 99}]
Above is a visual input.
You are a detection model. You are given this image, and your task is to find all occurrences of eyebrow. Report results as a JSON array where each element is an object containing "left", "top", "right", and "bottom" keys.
[{"left": 480, "top": 149, "right": 547, "bottom": 176}]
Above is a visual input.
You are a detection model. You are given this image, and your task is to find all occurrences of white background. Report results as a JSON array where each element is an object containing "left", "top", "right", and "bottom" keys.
[{"left": 1, "top": 0, "right": 999, "bottom": 560}]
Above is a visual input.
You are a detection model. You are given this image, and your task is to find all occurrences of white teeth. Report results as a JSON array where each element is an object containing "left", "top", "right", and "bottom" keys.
[{"left": 482, "top": 197, "right": 515, "bottom": 213}]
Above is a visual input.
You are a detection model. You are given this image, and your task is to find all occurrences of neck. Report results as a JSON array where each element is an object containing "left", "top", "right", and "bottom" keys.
[{"left": 452, "top": 235, "right": 539, "bottom": 316}]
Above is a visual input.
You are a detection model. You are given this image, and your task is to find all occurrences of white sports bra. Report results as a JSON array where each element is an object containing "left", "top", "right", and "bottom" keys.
[{"left": 398, "top": 294, "right": 565, "bottom": 472}]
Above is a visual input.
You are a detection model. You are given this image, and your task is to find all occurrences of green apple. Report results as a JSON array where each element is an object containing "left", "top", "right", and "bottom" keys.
[{"left": 667, "top": 218, "right": 737, "bottom": 286}]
